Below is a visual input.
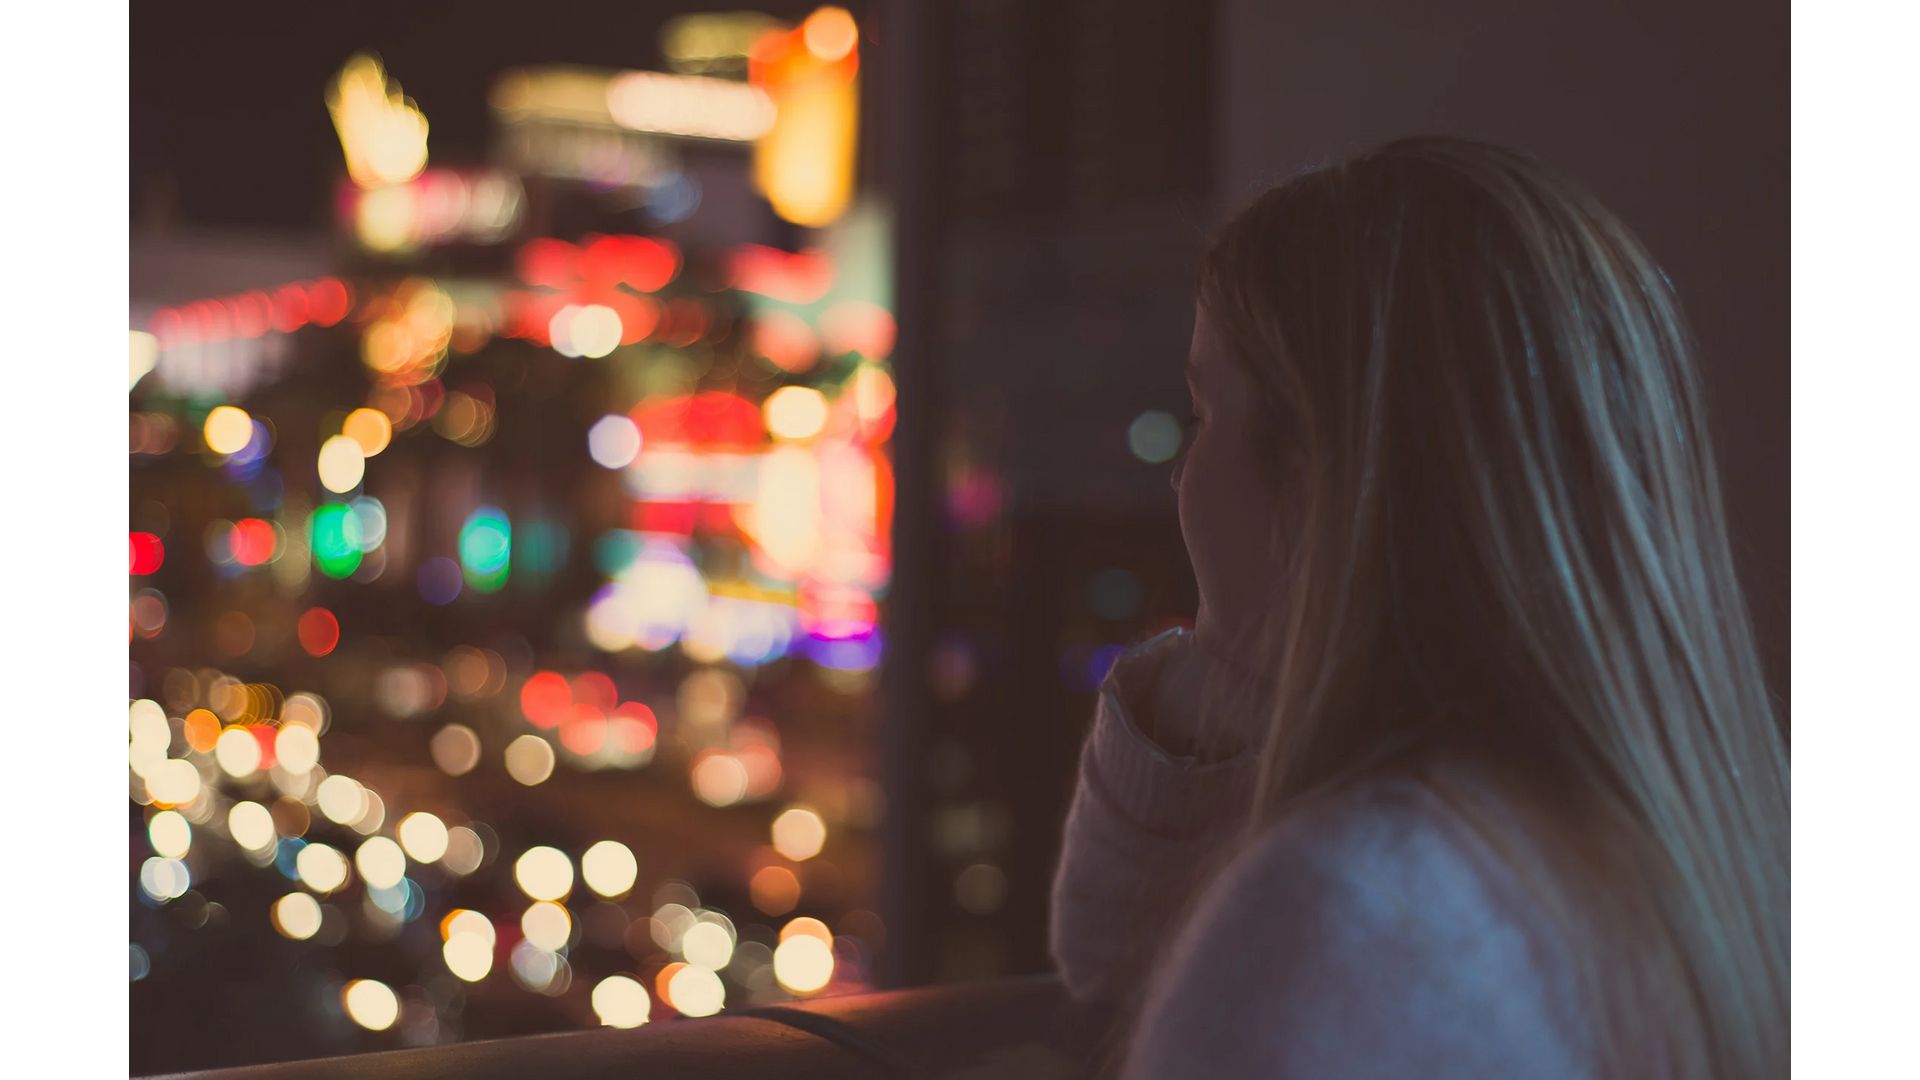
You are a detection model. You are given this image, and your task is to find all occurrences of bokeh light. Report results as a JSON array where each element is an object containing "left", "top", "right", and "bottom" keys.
[
  {"left": 458, "top": 507, "right": 512, "bottom": 592},
  {"left": 274, "top": 724, "right": 321, "bottom": 775},
  {"left": 355, "top": 836, "right": 407, "bottom": 890},
  {"left": 443, "top": 932, "right": 493, "bottom": 982},
  {"left": 146, "top": 760, "right": 202, "bottom": 806},
  {"left": 398, "top": 812, "right": 449, "bottom": 862},
  {"left": 582, "top": 840, "right": 638, "bottom": 898},
  {"left": 1127, "top": 409, "right": 1182, "bottom": 464},
  {"left": 341, "top": 979, "right": 400, "bottom": 1031},
  {"left": 513, "top": 846, "right": 574, "bottom": 901},
  {"left": 592, "top": 975, "right": 652, "bottom": 1028},
  {"left": 681, "top": 921, "right": 734, "bottom": 971},
  {"left": 130, "top": 533, "right": 165, "bottom": 575},
  {"left": 310, "top": 504, "right": 365, "bottom": 579},
  {"left": 770, "top": 806, "right": 827, "bottom": 861},
  {"left": 297, "top": 608, "right": 342, "bottom": 657},
  {"left": 203, "top": 406, "right": 255, "bottom": 456},
  {"left": 229, "top": 801, "right": 277, "bottom": 851},
  {"left": 773, "top": 933, "right": 835, "bottom": 993},
  {"left": 521, "top": 901, "right": 572, "bottom": 951},
  {"left": 342, "top": 408, "right": 394, "bottom": 456},
  {"left": 430, "top": 724, "right": 482, "bottom": 776},
  {"left": 763, "top": 386, "right": 830, "bottom": 441},
  {"left": 215, "top": 726, "right": 263, "bottom": 777},
  {"left": 148, "top": 810, "right": 192, "bottom": 859},
  {"left": 317, "top": 435, "right": 367, "bottom": 494},
  {"left": 665, "top": 964, "right": 725, "bottom": 1017},
  {"left": 443, "top": 827, "right": 485, "bottom": 876},
  {"left": 297, "top": 843, "right": 351, "bottom": 893},
  {"left": 588, "top": 415, "right": 643, "bottom": 469},
  {"left": 749, "top": 865, "right": 801, "bottom": 916},
  {"left": 690, "top": 751, "right": 748, "bottom": 807},
  {"left": 272, "top": 893, "right": 323, "bottom": 940},
  {"left": 504, "top": 734, "right": 556, "bottom": 786},
  {"left": 140, "top": 857, "right": 191, "bottom": 903},
  {"left": 316, "top": 775, "right": 368, "bottom": 824}
]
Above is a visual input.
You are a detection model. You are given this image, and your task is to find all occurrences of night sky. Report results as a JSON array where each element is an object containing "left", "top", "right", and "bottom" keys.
[{"left": 131, "top": 0, "right": 838, "bottom": 233}]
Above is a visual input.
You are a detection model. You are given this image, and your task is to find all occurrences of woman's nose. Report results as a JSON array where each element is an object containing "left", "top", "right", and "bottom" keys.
[{"left": 1169, "top": 457, "right": 1184, "bottom": 494}]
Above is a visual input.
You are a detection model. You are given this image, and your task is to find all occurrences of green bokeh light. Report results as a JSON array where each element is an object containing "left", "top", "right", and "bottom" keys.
[
  {"left": 459, "top": 507, "right": 511, "bottom": 593},
  {"left": 311, "top": 504, "right": 364, "bottom": 579}
]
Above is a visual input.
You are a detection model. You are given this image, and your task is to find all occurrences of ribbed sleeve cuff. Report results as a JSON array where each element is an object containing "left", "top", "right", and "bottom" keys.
[{"left": 1083, "top": 631, "right": 1260, "bottom": 838}]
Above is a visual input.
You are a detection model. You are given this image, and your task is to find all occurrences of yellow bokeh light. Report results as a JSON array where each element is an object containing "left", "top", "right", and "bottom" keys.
[
  {"left": 582, "top": 840, "right": 638, "bottom": 899},
  {"left": 203, "top": 406, "right": 254, "bottom": 456},
  {"left": 666, "top": 964, "right": 725, "bottom": 1017},
  {"left": 514, "top": 846, "right": 574, "bottom": 902},
  {"left": 215, "top": 726, "right": 263, "bottom": 778},
  {"left": 317, "top": 435, "right": 367, "bottom": 494},
  {"left": 272, "top": 893, "right": 323, "bottom": 940},
  {"left": 316, "top": 775, "right": 367, "bottom": 825},
  {"left": 341, "top": 978, "right": 400, "bottom": 1031},
  {"left": 352, "top": 790, "right": 387, "bottom": 835},
  {"left": 398, "top": 812, "right": 449, "bottom": 863},
  {"left": 681, "top": 921, "right": 734, "bottom": 971},
  {"left": 297, "top": 843, "right": 351, "bottom": 894},
  {"left": 129, "top": 699, "right": 169, "bottom": 748},
  {"left": 148, "top": 810, "right": 191, "bottom": 859},
  {"left": 443, "top": 932, "right": 493, "bottom": 982},
  {"left": 327, "top": 54, "right": 429, "bottom": 189},
  {"left": 763, "top": 386, "right": 830, "bottom": 441},
  {"left": 356, "top": 836, "right": 407, "bottom": 890},
  {"left": 592, "top": 974, "right": 652, "bottom": 1028},
  {"left": 802, "top": 6, "right": 859, "bottom": 62},
  {"left": 131, "top": 330, "right": 158, "bottom": 390},
  {"left": 228, "top": 801, "right": 277, "bottom": 851},
  {"left": 504, "top": 734, "right": 557, "bottom": 786},
  {"left": 773, "top": 933, "right": 834, "bottom": 993},
  {"left": 441, "top": 908, "right": 496, "bottom": 945},
  {"left": 274, "top": 723, "right": 320, "bottom": 775},
  {"left": 342, "top": 408, "right": 394, "bottom": 456},
  {"left": 146, "top": 759, "right": 201, "bottom": 806},
  {"left": 771, "top": 806, "right": 827, "bottom": 862},
  {"left": 521, "top": 901, "right": 572, "bottom": 952}
]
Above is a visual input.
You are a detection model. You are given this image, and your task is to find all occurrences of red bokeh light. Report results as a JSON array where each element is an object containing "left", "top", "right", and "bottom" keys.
[
  {"left": 271, "top": 284, "right": 311, "bottom": 333},
  {"left": 297, "top": 607, "right": 341, "bottom": 657},
  {"left": 230, "top": 518, "right": 277, "bottom": 566},
  {"left": 612, "top": 701, "right": 659, "bottom": 753},
  {"left": 252, "top": 725, "right": 280, "bottom": 771},
  {"left": 519, "top": 671, "right": 571, "bottom": 729},
  {"left": 570, "top": 671, "right": 618, "bottom": 712},
  {"left": 559, "top": 705, "right": 609, "bottom": 756},
  {"left": 307, "top": 279, "right": 352, "bottom": 326},
  {"left": 130, "top": 533, "right": 165, "bottom": 575}
]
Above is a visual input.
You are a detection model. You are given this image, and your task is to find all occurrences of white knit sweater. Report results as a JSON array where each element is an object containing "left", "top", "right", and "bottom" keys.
[{"left": 1049, "top": 628, "right": 1599, "bottom": 1078}]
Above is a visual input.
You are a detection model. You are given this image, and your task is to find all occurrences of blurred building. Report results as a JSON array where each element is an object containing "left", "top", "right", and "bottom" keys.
[{"left": 130, "top": 7, "right": 895, "bottom": 1071}]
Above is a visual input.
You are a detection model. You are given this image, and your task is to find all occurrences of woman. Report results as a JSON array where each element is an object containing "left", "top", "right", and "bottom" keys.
[{"left": 1049, "top": 137, "right": 1789, "bottom": 1078}]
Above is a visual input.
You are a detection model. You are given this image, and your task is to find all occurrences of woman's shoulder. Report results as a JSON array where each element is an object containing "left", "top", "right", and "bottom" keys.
[{"left": 1125, "top": 767, "right": 1594, "bottom": 1078}]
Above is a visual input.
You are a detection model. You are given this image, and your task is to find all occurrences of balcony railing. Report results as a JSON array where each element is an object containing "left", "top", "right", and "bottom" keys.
[{"left": 147, "top": 976, "right": 1089, "bottom": 1080}]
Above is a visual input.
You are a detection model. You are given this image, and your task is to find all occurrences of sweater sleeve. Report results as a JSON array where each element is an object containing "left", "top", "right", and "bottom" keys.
[
  {"left": 1121, "top": 778, "right": 1593, "bottom": 1079},
  {"left": 1048, "top": 629, "right": 1261, "bottom": 1004}
]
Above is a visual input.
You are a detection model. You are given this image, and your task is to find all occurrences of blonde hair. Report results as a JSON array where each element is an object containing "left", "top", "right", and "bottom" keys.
[{"left": 1197, "top": 137, "right": 1788, "bottom": 1077}]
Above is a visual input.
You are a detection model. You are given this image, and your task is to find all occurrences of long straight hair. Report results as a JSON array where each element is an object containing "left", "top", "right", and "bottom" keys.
[{"left": 1196, "top": 137, "right": 1788, "bottom": 1077}]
